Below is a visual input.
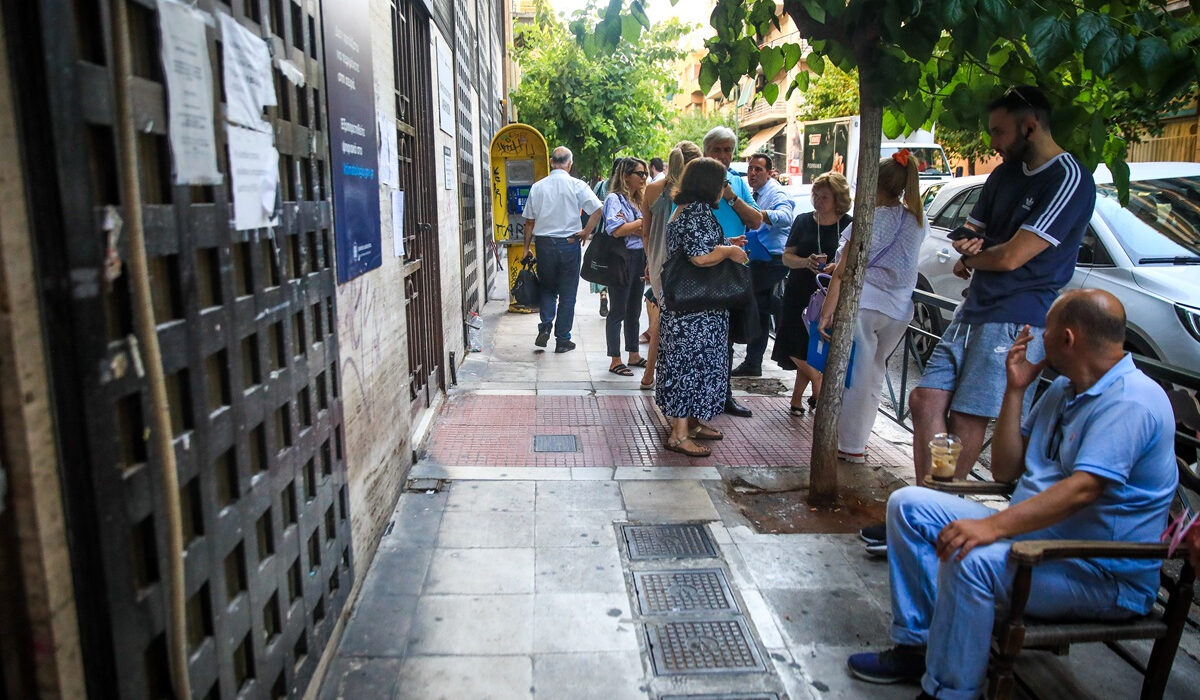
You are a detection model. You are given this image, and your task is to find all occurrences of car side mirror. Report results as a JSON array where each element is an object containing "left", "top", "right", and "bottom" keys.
[{"left": 954, "top": 166, "right": 964, "bottom": 177}]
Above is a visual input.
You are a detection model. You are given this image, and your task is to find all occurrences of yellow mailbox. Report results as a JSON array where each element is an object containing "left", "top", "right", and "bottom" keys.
[{"left": 489, "top": 124, "right": 549, "bottom": 312}]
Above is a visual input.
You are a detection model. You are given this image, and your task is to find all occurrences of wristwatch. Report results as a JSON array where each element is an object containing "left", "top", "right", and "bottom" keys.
[{"left": 725, "top": 193, "right": 737, "bottom": 204}]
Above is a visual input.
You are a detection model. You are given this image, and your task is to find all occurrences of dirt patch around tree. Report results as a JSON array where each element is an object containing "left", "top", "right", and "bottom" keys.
[{"left": 716, "top": 463, "right": 907, "bottom": 534}]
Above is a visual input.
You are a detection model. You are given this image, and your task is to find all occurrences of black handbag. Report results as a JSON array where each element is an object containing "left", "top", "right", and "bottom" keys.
[
  {"left": 661, "top": 252, "right": 753, "bottom": 314},
  {"left": 511, "top": 257, "right": 541, "bottom": 308},
  {"left": 581, "top": 230, "right": 630, "bottom": 288}
]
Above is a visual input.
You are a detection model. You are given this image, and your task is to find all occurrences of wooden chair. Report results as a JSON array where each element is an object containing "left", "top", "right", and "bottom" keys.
[{"left": 923, "top": 456, "right": 1198, "bottom": 699}]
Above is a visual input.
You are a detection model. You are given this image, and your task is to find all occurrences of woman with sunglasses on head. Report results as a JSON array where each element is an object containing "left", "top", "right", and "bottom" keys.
[
  {"left": 603, "top": 157, "right": 650, "bottom": 376},
  {"left": 818, "top": 150, "right": 927, "bottom": 463}
]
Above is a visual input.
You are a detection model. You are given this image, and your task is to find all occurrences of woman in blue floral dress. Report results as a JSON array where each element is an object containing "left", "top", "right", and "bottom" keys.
[{"left": 657, "top": 157, "right": 750, "bottom": 457}]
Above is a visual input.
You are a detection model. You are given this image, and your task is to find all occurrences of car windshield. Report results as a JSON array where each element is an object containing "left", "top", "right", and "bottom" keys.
[
  {"left": 1095, "top": 177, "right": 1200, "bottom": 264},
  {"left": 880, "top": 146, "right": 950, "bottom": 176}
]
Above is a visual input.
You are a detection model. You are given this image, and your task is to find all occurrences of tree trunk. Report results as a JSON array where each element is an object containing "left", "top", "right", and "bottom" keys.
[{"left": 807, "top": 76, "right": 883, "bottom": 506}]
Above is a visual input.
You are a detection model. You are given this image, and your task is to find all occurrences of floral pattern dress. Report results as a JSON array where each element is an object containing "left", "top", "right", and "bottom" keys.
[{"left": 655, "top": 202, "right": 730, "bottom": 420}]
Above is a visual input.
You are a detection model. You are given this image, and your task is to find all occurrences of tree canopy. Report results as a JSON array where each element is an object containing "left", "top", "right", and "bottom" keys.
[{"left": 509, "top": 0, "right": 685, "bottom": 181}]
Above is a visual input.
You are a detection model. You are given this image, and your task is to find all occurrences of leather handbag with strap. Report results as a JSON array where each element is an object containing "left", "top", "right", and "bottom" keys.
[{"left": 661, "top": 251, "right": 752, "bottom": 314}]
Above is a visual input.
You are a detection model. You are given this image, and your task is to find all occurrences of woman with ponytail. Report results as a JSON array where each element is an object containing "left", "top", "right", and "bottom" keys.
[{"left": 817, "top": 150, "right": 928, "bottom": 463}]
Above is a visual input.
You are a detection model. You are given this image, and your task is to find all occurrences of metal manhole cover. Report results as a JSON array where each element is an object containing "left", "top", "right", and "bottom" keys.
[
  {"left": 633, "top": 570, "right": 738, "bottom": 615},
  {"left": 645, "top": 619, "right": 765, "bottom": 675},
  {"left": 532, "top": 434, "right": 580, "bottom": 453},
  {"left": 623, "top": 524, "right": 716, "bottom": 560}
]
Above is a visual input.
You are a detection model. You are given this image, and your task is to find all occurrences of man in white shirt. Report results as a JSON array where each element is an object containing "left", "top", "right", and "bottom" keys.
[
  {"left": 521, "top": 146, "right": 604, "bottom": 353},
  {"left": 649, "top": 157, "right": 665, "bottom": 183}
]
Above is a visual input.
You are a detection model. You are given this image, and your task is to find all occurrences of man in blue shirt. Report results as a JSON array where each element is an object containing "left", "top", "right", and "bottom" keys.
[
  {"left": 733, "top": 153, "right": 795, "bottom": 376},
  {"left": 908, "top": 85, "right": 1097, "bottom": 490},
  {"left": 703, "top": 127, "right": 761, "bottom": 417},
  {"left": 849, "top": 290, "right": 1178, "bottom": 700}
]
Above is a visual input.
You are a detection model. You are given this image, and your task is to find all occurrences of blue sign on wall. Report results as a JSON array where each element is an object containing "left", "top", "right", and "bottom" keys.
[{"left": 322, "top": 0, "right": 381, "bottom": 283}]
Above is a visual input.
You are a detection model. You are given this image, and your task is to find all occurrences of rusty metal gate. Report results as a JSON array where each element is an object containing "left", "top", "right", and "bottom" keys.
[
  {"left": 391, "top": 0, "right": 446, "bottom": 417},
  {"left": 10, "top": 0, "right": 351, "bottom": 696}
]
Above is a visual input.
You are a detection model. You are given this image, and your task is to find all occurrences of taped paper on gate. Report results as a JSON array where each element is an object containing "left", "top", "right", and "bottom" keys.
[
  {"left": 227, "top": 124, "right": 280, "bottom": 230},
  {"left": 218, "top": 13, "right": 277, "bottom": 131},
  {"left": 392, "top": 189, "right": 406, "bottom": 257},
  {"left": 156, "top": 0, "right": 223, "bottom": 184},
  {"left": 377, "top": 115, "right": 399, "bottom": 187}
]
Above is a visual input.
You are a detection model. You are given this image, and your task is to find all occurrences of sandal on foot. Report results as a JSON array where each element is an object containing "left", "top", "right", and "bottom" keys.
[
  {"left": 789, "top": 405, "right": 806, "bottom": 416},
  {"left": 639, "top": 331, "right": 650, "bottom": 344},
  {"left": 608, "top": 364, "right": 634, "bottom": 376},
  {"left": 628, "top": 358, "right": 648, "bottom": 368},
  {"left": 688, "top": 425, "right": 724, "bottom": 441},
  {"left": 807, "top": 396, "right": 818, "bottom": 409},
  {"left": 639, "top": 379, "right": 654, "bottom": 390},
  {"left": 665, "top": 437, "right": 711, "bottom": 457}
]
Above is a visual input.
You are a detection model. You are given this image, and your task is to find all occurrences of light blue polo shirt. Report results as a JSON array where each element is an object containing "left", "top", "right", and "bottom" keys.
[
  {"left": 714, "top": 170, "right": 757, "bottom": 239},
  {"left": 1014, "top": 354, "right": 1177, "bottom": 613}
]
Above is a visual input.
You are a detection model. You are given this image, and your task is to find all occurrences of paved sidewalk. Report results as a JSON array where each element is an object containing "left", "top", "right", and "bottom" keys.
[{"left": 319, "top": 280, "right": 1200, "bottom": 699}]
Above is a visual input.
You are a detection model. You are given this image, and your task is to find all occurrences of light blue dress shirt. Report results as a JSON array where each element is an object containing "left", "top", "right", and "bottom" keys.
[{"left": 746, "top": 177, "right": 795, "bottom": 260}]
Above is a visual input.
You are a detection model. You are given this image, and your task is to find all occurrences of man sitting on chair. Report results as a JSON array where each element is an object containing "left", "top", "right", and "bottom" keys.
[{"left": 848, "top": 289, "right": 1178, "bottom": 700}]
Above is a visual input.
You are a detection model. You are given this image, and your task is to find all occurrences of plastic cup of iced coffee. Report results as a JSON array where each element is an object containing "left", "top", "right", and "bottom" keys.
[{"left": 929, "top": 433, "right": 962, "bottom": 482}]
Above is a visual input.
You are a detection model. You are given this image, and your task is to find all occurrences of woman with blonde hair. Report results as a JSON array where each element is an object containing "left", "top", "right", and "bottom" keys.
[
  {"left": 775, "top": 171, "right": 853, "bottom": 414},
  {"left": 603, "top": 156, "right": 650, "bottom": 376},
  {"left": 638, "top": 141, "right": 702, "bottom": 389},
  {"left": 818, "top": 151, "right": 927, "bottom": 462}
]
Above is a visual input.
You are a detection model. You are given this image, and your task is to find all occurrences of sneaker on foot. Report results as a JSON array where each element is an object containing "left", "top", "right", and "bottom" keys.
[
  {"left": 554, "top": 339, "right": 577, "bottom": 353},
  {"left": 535, "top": 329, "right": 550, "bottom": 347},
  {"left": 847, "top": 645, "right": 925, "bottom": 684},
  {"left": 599, "top": 296, "right": 609, "bottom": 317},
  {"left": 730, "top": 362, "right": 762, "bottom": 377},
  {"left": 859, "top": 522, "right": 886, "bottom": 544},
  {"left": 865, "top": 541, "right": 888, "bottom": 557}
]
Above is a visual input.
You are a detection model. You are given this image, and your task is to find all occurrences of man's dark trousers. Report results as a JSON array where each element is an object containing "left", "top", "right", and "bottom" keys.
[
  {"left": 535, "top": 236, "right": 582, "bottom": 342},
  {"left": 743, "top": 257, "right": 789, "bottom": 368}
]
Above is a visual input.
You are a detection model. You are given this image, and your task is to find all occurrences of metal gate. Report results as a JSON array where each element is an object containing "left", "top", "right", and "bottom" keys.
[
  {"left": 13, "top": 0, "right": 351, "bottom": 696},
  {"left": 391, "top": 0, "right": 446, "bottom": 416},
  {"left": 454, "top": 0, "right": 479, "bottom": 318}
]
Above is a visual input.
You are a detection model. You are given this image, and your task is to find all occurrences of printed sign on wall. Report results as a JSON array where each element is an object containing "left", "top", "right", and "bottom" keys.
[{"left": 322, "top": 0, "right": 381, "bottom": 283}]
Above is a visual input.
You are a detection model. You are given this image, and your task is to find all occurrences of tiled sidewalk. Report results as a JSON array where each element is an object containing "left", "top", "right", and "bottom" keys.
[{"left": 319, "top": 280, "right": 1200, "bottom": 699}]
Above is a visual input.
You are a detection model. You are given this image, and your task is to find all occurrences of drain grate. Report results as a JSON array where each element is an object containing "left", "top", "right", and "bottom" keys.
[
  {"left": 645, "top": 619, "right": 765, "bottom": 675},
  {"left": 633, "top": 570, "right": 738, "bottom": 615},
  {"left": 532, "top": 434, "right": 580, "bottom": 453},
  {"left": 623, "top": 524, "right": 717, "bottom": 560}
]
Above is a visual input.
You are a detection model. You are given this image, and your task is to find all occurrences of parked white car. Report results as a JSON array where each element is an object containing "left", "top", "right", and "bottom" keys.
[{"left": 916, "top": 162, "right": 1200, "bottom": 369}]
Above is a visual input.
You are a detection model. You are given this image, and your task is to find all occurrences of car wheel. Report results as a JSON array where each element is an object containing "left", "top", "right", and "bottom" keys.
[{"left": 911, "top": 294, "right": 945, "bottom": 363}]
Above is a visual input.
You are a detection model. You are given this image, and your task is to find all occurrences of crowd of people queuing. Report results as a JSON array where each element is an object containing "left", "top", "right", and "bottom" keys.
[{"left": 521, "top": 84, "right": 1196, "bottom": 699}]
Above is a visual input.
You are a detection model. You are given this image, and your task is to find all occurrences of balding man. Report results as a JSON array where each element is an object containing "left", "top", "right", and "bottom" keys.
[
  {"left": 849, "top": 290, "right": 1178, "bottom": 699},
  {"left": 522, "top": 146, "right": 603, "bottom": 353},
  {"left": 703, "top": 126, "right": 761, "bottom": 417}
]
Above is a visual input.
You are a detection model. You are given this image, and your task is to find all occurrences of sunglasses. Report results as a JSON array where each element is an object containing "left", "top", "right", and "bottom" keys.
[{"left": 630, "top": 171, "right": 648, "bottom": 178}]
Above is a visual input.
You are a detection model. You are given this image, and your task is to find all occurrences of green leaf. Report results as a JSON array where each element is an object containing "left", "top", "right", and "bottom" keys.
[
  {"left": 801, "top": 0, "right": 826, "bottom": 23},
  {"left": 807, "top": 51, "right": 824, "bottom": 76},
  {"left": 1072, "top": 12, "right": 1108, "bottom": 48},
  {"left": 795, "top": 71, "right": 810, "bottom": 93},
  {"left": 1169, "top": 25, "right": 1200, "bottom": 52},
  {"left": 978, "top": 0, "right": 1008, "bottom": 26},
  {"left": 942, "top": 0, "right": 970, "bottom": 27},
  {"left": 1027, "top": 16, "right": 1072, "bottom": 71},
  {"left": 1136, "top": 36, "right": 1171, "bottom": 74},
  {"left": 1083, "top": 28, "right": 1132, "bottom": 76},
  {"left": 782, "top": 43, "right": 803, "bottom": 71},
  {"left": 901, "top": 96, "right": 931, "bottom": 132},
  {"left": 763, "top": 82, "right": 779, "bottom": 104},
  {"left": 760, "top": 46, "right": 784, "bottom": 79},
  {"left": 1108, "top": 156, "right": 1130, "bottom": 206},
  {"left": 882, "top": 110, "right": 904, "bottom": 140},
  {"left": 631, "top": 2, "right": 651, "bottom": 30},
  {"left": 699, "top": 61, "right": 718, "bottom": 94},
  {"left": 621, "top": 15, "right": 642, "bottom": 44}
]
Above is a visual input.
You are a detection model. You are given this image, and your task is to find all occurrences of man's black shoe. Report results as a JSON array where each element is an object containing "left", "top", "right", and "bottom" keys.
[
  {"left": 730, "top": 362, "right": 762, "bottom": 377},
  {"left": 535, "top": 330, "right": 550, "bottom": 347},
  {"left": 724, "top": 398, "right": 753, "bottom": 418},
  {"left": 554, "top": 340, "right": 576, "bottom": 353},
  {"left": 860, "top": 522, "right": 886, "bottom": 544}
]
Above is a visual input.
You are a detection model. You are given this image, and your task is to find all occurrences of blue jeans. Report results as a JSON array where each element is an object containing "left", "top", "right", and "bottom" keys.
[
  {"left": 887, "top": 486, "right": 1135, "bottom": 700},
  {"left": 535, "top": 236, "right": 582, "bottom": 341}
]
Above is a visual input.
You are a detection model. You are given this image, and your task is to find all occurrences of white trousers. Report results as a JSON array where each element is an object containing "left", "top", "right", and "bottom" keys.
[{"left": 837, "top": 308, "right": 908, "bottom": 454}]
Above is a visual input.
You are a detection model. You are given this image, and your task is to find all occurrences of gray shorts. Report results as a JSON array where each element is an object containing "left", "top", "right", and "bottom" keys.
[{"left": 917, "top": 319, "right": 1044, "bottom": 419}]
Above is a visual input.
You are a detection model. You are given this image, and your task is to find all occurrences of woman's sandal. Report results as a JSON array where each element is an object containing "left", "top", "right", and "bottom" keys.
[
  {"left": 688, "top": 425, "right": 724, "bottom": 441},
  {"left": 789, "top": 405, "right": 805, "bottom": 416},
  {"left": 628, "top": 358, "right": 648, "bottom": 368},
  {"left": 639, "top": 379, "right": 654, "bottom": 390},
  {"left": 665, "top": 437, "right": 711, "bottom": 457},
  {"left": 807, "top": 395, "right": 818, "bottom": 409},
  {"left": 608, "top": 364, "right": 634, "bottom": 376}
]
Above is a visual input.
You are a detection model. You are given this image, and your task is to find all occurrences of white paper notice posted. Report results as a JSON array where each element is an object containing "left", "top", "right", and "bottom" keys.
[
  {"left": 227, "top": 125, "right": 280, "bottom": 230},
  {"left": 156, "top": 0, "right": 222, "bottom": 185},
  {"left": 392, "top": 190, "right": 405, "bottom": 257},
  {"left": 219, "top": 13, "right": 277, "bottom": 131}
]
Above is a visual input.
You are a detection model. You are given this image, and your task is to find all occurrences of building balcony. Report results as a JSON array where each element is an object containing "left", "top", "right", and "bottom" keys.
[{"left": 738, "top": 97, "right": 788, "bottom": 129}]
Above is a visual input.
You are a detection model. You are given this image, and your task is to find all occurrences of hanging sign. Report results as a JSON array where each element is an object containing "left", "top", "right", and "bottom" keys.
[{"left": 322, "top": 0, "right": 381, "bottom": 283}]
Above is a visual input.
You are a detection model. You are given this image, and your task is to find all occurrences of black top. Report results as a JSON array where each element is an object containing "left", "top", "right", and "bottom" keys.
[
  {"left": 785, "top": 211, "right": 852, "bottom": 262},
  {"left": 771, "top": 212, "right": 852, "bottom": 370}
]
